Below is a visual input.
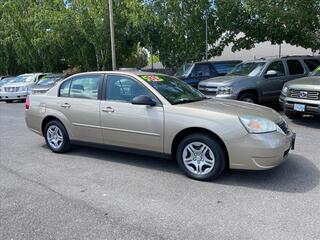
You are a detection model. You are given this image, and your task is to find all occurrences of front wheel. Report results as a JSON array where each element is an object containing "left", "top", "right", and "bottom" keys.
[
  {"left": 238, "top": 92, "right": 258, "bottom": 103},
  {"left": 176, "top": 134, "right": 226, "bottom": 181},
  {"left": 44, "top": 120, "right": 71, "bottom": 153}
]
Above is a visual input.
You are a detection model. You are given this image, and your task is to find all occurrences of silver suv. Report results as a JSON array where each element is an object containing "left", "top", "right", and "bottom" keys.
[{"left": 198, "top": 56, "right": 320, "bottom": 104}]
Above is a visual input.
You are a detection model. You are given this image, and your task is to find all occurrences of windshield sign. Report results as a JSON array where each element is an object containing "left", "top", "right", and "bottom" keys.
[
  {"left": 228, "top": 62, "right": 266, "bottom": 76},
  {"left": 140, "top": 75, "right": 206, "bottom": 104}
]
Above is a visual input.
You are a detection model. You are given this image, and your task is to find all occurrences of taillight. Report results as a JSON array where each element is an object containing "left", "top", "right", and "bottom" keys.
[{"left": 25, "top": 95, "right": 30, "bottom": 110}]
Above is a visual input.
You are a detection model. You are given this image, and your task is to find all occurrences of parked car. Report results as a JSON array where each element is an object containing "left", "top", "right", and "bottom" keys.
[
  {"left": 280, "top": 66, "right": 320, "bottom": 118},
  {"left": 0, "top": 73, "right": 47, "bottom": 103},
  {"left": 25, "top": 71, "right": 295, "bottom": 180},
  {"left": 30, "top": 74, "right": 66, "bottom": 94},
  {"left": 175, "top": 60, "right": 242, "bottom": 87},
  {"left": 198, "top": 56, "right": 320, "bottom": 104}
]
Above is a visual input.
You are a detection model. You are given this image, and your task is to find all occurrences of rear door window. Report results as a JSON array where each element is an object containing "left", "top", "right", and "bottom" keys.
[
  {"left": 303, "top": 59, "right": 320, "bottom": 71},
  {"left": 287, "top": 60, "right": 305, "bottom": 75},
  {"left": 191, "top": 63, "right": 212, "bottom": 77},
  {"left": 213, "top": 63, "right": 238, "bottom": 75}
]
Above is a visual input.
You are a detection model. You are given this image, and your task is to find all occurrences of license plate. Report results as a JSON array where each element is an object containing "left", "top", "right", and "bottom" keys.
[{"left": 293, "top": 103, "right": 305, "bottom": 112}]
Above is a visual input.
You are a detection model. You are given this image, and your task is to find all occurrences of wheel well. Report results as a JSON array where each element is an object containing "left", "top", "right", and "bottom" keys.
[
  {"left": 41, "top": 116, "right": 62, "bottom": 136},
  {"left": 238, "top": 89, "right": 259, "bottom": 100},
  {"left": 171, "top": 127, "right": 229, "bottom": 168}
]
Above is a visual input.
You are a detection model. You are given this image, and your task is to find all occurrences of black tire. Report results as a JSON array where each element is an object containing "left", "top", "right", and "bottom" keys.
[
  {"left": 44, "top": 120, "right": 71, "bottom": 153},
  {"left": 238, "top": 92, "right": 258, "bottom": 104},
  {"left": 176, "top": 133, "right": 226, "bottom": 181},
  {"left": 285, "top": 110, "right": 302, "bottom": 119},
  {"left": 5, "top": 100, "right": 13, "bottom": 103}
]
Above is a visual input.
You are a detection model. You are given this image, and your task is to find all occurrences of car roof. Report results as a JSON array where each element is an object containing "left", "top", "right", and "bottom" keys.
[{"left": 72, "top": 71, "right": 168, "bottom": 77}]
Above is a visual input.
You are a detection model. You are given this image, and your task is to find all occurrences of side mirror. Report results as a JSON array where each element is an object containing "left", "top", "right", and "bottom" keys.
[
  {"left": 265, "top": 70, "right": 278, "bottom": 78},
  {"left": 132, "top": 95, "right": 156, "bottom": 106}
]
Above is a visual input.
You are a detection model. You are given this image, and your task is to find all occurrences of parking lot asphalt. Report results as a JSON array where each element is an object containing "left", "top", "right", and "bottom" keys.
[{"left": 0, "top": 101, "right": 319, "bottom": 240}]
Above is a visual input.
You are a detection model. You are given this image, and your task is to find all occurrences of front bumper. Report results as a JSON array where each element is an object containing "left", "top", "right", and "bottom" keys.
[
  {"left": 0, "top": 91, "right": 28, "bottom": 100},
  {"left": 279, "top": 95, "right": 320, "bottom": 116},
  {"left": 227, "top": 130, "right": 296, "bottom": 170}
]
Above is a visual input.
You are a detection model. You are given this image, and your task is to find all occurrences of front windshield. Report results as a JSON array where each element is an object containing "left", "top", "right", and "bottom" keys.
[
  {"left": 175, "top": 63, "right": 193, "bottom": 77},
  {"left": 228, "top": 62, "right": 266, "bottom": 76},
  {"left": 140, "top": 75, "right": 206, "bottom": 104},
  {"left": 311, "top": 66, "right": 320, "bottom": 76},
  {"left": 0, "top": 78, "right": 15, "bottom": 86},
  {"left": 13, "top": 74, "right": 34, "bottom": 83},
  {"left": 37, "top": 76, "right": 61, "bottom": 86}
]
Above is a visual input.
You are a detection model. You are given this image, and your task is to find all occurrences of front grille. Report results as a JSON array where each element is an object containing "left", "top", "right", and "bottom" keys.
[
  {"left": 198, "top": 86, "right": 218, "bottom": 95},
  {"left": 4, "top": 87, "right": 19, "bottom": 92},
  {"left": 277, "top": 121, "right": 289, "bottom": 135},
  {"left": 290, "top": 89, "right": 320, "bottom": 100}
]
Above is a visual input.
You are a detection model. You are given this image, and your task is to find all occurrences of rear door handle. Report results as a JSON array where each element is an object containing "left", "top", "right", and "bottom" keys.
[
  {"left": 60, "top": 103, "right": 71, "bottom": 109},
  {"left": 102, "top": 106, "right": 115, "bottom": 113}
]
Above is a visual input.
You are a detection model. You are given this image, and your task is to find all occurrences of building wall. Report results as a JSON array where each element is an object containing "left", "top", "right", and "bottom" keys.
[{"left": 212, "top": 42, "right": 318, "bottom": 61}]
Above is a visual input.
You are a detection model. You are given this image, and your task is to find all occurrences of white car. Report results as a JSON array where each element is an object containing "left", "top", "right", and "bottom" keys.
[{"left": 0, "top": 73, "right": 47, "bottom": 103}]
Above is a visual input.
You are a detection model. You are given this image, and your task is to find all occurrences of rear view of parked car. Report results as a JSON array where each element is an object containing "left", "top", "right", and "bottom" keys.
[
  {"left": 280, "top": 66, "right": 320, "bottom": 118},
  {"left": 198, "top": 56, "right": 320, "bottom": 104},
  {"left": 25, "top": 71, "right": 295, "bottom": 181},
  {"left": 175, "top": 60, "right": 242, "bottom": 87},
  {"left": 0, "top": 73, "right": 47, "bottom": 103},
  {"left": 31, "top": 74, "right": 66, "bottom": 94}
]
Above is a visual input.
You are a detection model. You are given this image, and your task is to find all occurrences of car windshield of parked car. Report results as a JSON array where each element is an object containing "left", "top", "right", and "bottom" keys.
[
  {"left": 0, "top": 77, "right": 15, "bottom": 86},
  {"left": 227, "top": 62, "right": 266, "bottom": 76},
  {"left": 140, "top": 75, "right": 207, "bottom": 104},
  {"left": 311, "top": 66, "right": 320, "bottom": 76},
  {"left": 13, "top": 74, "right": 34, "bottom": 83},
  {"left": 37, "top": 76, "right": 61, "bottom": 86},
  {"left": 175, "top": 64, "right": 193, "bottom": 78}
]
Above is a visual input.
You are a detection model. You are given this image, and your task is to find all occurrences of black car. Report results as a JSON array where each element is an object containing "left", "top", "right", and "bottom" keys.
[{"left": 175, "top": 60, "right": 242, "bottom": 87}]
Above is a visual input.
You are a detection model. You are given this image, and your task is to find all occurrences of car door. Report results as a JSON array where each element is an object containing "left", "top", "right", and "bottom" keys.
[
  {"left": 187, "top": 63, "right": 214, "bottom": 87},
  {"left": 100, "top": 74, "right": 164, "bottom": 152},
  {"left": 55, "top": 74, "right": 104, "bottom": 144},
  {"left": 260, "top": 60, "right": 287, "bottom": 101}
]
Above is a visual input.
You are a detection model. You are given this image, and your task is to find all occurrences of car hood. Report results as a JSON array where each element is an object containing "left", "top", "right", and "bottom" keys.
[
  {"left": 286, "top": 76, "right": 320, "bottom": 91},
  {"left": 179, "top": 99, "right": 282, "bottom": 123},
  {"left": 1, "top": 82, "right": 29, "bottom": 88},
  {"left": 199, "top": 75, "right": 252, "bottom": 86}
]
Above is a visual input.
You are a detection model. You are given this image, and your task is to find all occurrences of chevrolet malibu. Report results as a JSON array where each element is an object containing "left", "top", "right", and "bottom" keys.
[{"left": 25, "top": 71, "right": 296, "bottom": 180}]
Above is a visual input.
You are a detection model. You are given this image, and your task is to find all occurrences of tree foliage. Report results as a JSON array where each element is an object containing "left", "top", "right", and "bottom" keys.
[{"left": 0, "top": 0, "right": 319, "bottom": 75}]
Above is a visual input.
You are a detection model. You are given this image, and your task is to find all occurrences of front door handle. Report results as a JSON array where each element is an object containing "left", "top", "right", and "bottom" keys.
[
  {"left": 60, "top": 103, "right": 71, "bottom": 109},
  {"left": 102, "top": 106, "right": 115, "bottom": 113}
]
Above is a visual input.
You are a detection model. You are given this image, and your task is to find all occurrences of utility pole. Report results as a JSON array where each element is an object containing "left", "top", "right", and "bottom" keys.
[
  {"left": 278, "top": 44, "right": 282, "bottom": 58},
  {"left": 108, "top": 0, "right": 116, "bottom": 70},
  {"left": 205, "top": 10, "right": 208, "bottom": 61}
]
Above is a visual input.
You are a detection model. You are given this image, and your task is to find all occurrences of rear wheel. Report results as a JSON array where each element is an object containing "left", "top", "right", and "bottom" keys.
[
  {"left": 176, "top": 133, "right": 226, "bottom": 181},
  {"left": 285, "top": 110, "right": 302, "bottom": 119},
  {"left": 238, "top": 92, "right": 258, "bottom": 103},
  {"left": 44, "top": 120, "right": 71, "bottom": 153}
]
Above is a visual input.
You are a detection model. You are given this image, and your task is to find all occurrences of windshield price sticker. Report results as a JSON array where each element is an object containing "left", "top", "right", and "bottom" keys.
[{"left": 141, "top": 75, "right": 163, "bottom": 82}]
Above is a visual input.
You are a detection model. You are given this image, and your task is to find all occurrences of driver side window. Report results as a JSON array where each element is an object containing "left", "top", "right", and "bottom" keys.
[
  {"left": 106, "top": 75, "right": 157, "bottom": 103},
  {"left": 266, "top": 61, "right": 285, "bottom": 77}
]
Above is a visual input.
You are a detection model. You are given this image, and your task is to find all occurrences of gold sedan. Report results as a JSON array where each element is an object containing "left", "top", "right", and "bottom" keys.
[{"left": 25, "top": 71, "right": 296, "bottom": 180}]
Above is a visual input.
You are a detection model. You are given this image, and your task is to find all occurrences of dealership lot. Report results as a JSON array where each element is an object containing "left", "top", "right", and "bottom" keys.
[{"left": 0, "top": 102, "right": 319, "bottom": 240}]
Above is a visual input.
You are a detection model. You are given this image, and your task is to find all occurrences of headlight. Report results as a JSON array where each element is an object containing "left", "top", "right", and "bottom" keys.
[
  {"left": 239, "top": 116, "right": 277, "bottom": 134},
  {"left": 282, "top": 86, "right": 289, "bottom": 96},
  {"left": 217, "top": 86, "right": 233, "bottom": 95}
]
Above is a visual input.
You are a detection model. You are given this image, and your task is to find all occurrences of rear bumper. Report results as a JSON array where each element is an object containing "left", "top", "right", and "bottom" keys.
[
  {"left": 279, "top": 95, "right": 320, "bottom": 115},
  {"left": 227, "top": 130, "right": 296, "bottom": 170},
  {"left": 0, "top": 91, "right": 28, "bottom": 100}
]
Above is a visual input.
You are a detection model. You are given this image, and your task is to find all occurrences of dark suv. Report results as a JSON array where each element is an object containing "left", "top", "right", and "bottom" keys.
[{"left": 175, "top": 60, "right": 242, "bottom": 87}]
